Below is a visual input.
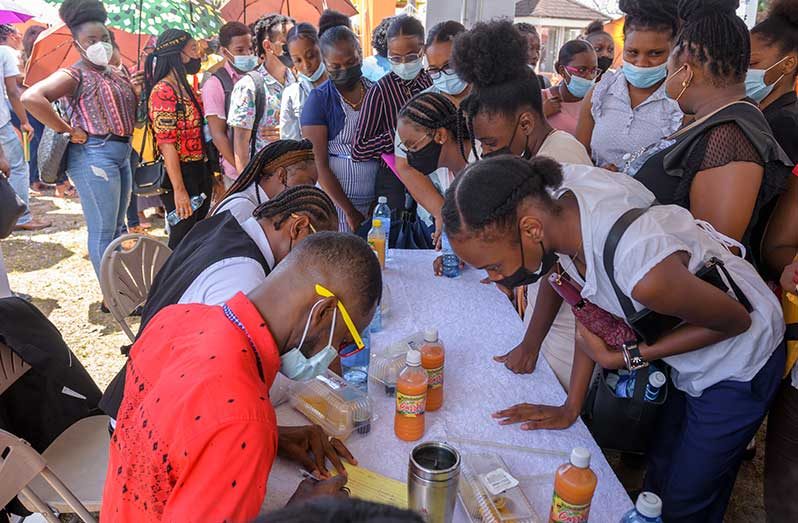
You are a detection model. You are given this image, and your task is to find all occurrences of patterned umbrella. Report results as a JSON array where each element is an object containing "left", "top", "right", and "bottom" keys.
[{"left": 221, "top": 0, "right": 358, "bottom": 25}]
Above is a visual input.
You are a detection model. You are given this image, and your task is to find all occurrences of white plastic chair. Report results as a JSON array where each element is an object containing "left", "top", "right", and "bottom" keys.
[
  {"left": 0, "top": 342, "right": 30, "bottom": 396},
  {"left": 99, "top": 234, "right": 171, "bottom": 341}
]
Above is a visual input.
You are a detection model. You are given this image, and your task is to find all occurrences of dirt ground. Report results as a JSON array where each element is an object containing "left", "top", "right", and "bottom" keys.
[{"left": 2, "top": 192, "right": 765, "bottom": 522}]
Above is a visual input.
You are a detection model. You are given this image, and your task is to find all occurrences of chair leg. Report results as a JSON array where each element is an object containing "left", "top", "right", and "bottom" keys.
[
  {"left": 39, "top": 469, "right": 98, "bottom": 523},
  {"left": 19, "top": 486, "right": 61, "bottom": 523}
]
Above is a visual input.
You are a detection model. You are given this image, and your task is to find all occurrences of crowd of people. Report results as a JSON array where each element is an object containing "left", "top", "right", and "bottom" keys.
[{"left": 2, "top": 0, "right": 798, "bottom": 521}]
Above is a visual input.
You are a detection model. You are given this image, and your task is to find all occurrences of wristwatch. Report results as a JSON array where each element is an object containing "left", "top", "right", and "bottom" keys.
[{"left": 621, "top": 341, "right": 649, "bottom": 372}]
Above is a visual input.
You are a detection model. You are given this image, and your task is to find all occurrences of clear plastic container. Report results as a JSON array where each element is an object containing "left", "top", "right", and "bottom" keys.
[
  {"left": 370, "top": 331, "right": 425, "bottom": 395},
  {"left": 290, "top": 372, "right": 374, "bottom": 440},
  {"left": 458, "top": 453, "right": 539, "bottom": 523}
]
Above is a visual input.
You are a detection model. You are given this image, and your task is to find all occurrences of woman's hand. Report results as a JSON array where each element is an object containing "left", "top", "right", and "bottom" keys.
[
  {"left": 346, "top": 208, "right": 365, "bottom": 232},
  {"left": 492, "top": 402, "right": 579, "bottom": 431},
  {"left": 68, "top": 126, "right": 88, "bottom": 144},
  {"left": 433, "top": 256, "right": 465, "bottom": 277},
  {"left": 173, "top": 187, "right": 192, "bottom": 220},
  {"left": 130, "top": 71, "right": 144, "bottom": 97},
  {"left": 575, "top": 323, "right": 625, "bottom": 370},
  {"left": 494, "top": 339, "right": 541, "bottom": 374},
  {"left": 780, "top": 261, "right": 798, "bottom": 295},
  {"left": 543, "top": 94, "right": 562, "bottom": 118},
  {"left": 258, "top": 125, "right": 280, "bottom": 143}
]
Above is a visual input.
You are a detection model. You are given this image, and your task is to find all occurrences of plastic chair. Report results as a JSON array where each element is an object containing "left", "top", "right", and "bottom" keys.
[
  {"left": 0, "top": 415, "right": 110, "bottom": 523},
  {"left": 99, "top": 234, "right": 171, "bottom": 341},
  {"left": 0, "top": 342, "right": 30, "bottom": 396}
]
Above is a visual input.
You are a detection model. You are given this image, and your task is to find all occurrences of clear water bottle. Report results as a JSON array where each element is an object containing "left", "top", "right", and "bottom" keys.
[
  {"left": 341, "top": 329, "right": 370, "bottom": 393},
  {"left": 620, "top": 492, "right": 663, "bottom": 523},
  {"left": 374, "top": 196, "right": 392, "bottom": 261},
  {"left": 166, "top": 193, "right": 206, "bottom": 226},
  {"left": 441, "top": 231, "right": 461, "bottom": 278},
  {"left": 644, "top": 371, "right": 666, "bottom": 401}
]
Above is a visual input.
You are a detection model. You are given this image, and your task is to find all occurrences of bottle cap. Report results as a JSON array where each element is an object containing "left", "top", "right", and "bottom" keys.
[
  {"left": 570, "top": 447, "right": 590, "bottom": 468},
  {"left": 378, "top": 196, "right": 388, "bottom": 204},
  {"left": 635, "top": 492, "right": 662, "bottom": 518},
  {"left": 406, "top": 349, "right": 421, "bottom": 366},
  {"left": 423, "top": 328, "right": 438, "bottom": 343},
  {"left": 648, "top": 371, "right": 666, "bottom": 389},
  {"left": 373, "top": 219, "right": 382, "bottom": 228}
]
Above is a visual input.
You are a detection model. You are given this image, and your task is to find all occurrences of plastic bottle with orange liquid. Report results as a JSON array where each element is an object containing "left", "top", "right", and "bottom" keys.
[
  {"left": 420, "top": 328, "right": 444, "bottom": 411},
  {"left": 368, "top": 219, "right": 386, "bottom": 269},
  {"left": 549, "top": 447, "right": 597, "bottom": 523},
  {"left": 394, "top": 349, "right": 428, "bottom": 441}
]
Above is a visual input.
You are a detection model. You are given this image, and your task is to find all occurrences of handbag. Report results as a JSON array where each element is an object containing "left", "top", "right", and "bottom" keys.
[
  {"left": 38, "top": 71, "right": 82, "bottom": 184},
  {"left": 0, "top": 171, "right": 26, "bottom": 238},
  {"left": 132, "top": 125, "right": 166, "bottom": 197}
]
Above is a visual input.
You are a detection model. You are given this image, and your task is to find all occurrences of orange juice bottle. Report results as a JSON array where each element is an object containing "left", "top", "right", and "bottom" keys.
[
  {"left": 549, "top": 447, "right": 597, "bottom": 523},
  {"left": 395, "top": 349, "right": 428, "bottom": 441},
  {"left": 368, "top": 219, "right": 386, "bottom": 269},
  {"left": 421, "top": 328, "right": 444, "bottom": 412}
]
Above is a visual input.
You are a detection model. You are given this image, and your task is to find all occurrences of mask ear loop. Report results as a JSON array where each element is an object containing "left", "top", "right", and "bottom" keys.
[
  {"left": 327, "top": 308, "right": 338, "bottom": 350},
  {"left": 295, "top": 299, "right": 325, "bottom": 355}
]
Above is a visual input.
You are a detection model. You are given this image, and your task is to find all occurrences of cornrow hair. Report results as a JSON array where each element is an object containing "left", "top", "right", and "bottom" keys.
[
  {"left": 426, "top": 20, "right": 465, "bottom": 47},
  {"left": 287, "top": 22, "right": 319, "bottom": 45},
  {"left": 0, "top": 25, "right": 14, "bottom": 43},
  {"left": 254, "top": 13, "right": 292, "bottom": 57},
  {"left": 387, "top": 14, "right": 425, "bottom": 41},
  {"left": 212, "top": 139, "right": 315, "bottom": 215},
  {"left": 372, "top": 16, "right": 394, "bottom": 57},
  {"left": 442, "top": 156, "right": 563, "bottom": 239},
  {"left": 674, "top": 0, "right": 750, "bottom": 85},
  {"left": 253, "top": 185, "right": 337, "bottom": 231},
  {"left": 619, "top": 0, "right": 679, "bottom": 37},
  {"left": 752, "top": 0, "right": 798, "bottom": 68},
  {"left": 399, "top": 92, "right": 471, "bottom": 163}
]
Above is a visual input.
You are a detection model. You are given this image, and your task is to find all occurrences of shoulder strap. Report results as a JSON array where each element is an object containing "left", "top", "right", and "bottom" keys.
[
  {"left": 248, "top": 71, "right": 267, "bottom": 159},
  {"left": 63, "top": 68, "right": 83, "bottom": 121},
  {"left": 214, "top": 68, "right": 235, "bottom": 116},
  {"left": 602, "top": 208, "right": 648, "bottom": 319}
]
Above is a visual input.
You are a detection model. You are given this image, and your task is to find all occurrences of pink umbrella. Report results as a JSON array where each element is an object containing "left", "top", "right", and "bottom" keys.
[
  {"left": 221, "top": 0, "right": 358, "bottom": 25},
  {"left": 0, "top": 0, "right": 35, "bottom": 24}
]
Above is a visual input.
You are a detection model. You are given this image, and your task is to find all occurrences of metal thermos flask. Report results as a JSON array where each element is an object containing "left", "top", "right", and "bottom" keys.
[{"left": 407, "top": 441, "right": 461, "bottom": 523}]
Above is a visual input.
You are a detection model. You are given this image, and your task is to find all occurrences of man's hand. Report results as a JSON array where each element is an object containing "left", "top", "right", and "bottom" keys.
[
  {"left": 287, "top": 475, "right": 349, "bottom": 506},
  {"left": 492, "top": 402, "right": 579, "bottom": 431},
  {"left": 278, "top": 425, "right": 357, "bottom": 478},
  {"left": 494, "top": 340, "right": 540, "bottom": 374}
]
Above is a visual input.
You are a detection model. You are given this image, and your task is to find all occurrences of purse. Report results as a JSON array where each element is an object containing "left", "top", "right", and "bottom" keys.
[
  {"left": 132, "top": 107, "right": 166, "bottom": 197},
  {"left": 38, "top": 71, "right": 83, "bottom": 184},
  {"left": 0, "top": 171, "right": 26, "bottom": 238}
]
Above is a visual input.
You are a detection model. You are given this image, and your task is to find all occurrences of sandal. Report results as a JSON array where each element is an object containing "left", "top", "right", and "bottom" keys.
[{"left": 55, "top": 182, "right": 78, "bottom": 198}]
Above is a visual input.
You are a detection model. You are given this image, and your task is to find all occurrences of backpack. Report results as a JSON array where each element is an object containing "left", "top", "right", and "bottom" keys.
[{"left": 247, "top": 70, "right": 267, "bottom": 159}]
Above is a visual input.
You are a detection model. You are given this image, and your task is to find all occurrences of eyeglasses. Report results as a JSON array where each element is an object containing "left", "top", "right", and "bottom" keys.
[
  {"left": 398, "top": 132, "right": 432, "bottom": 154},
  {"left": 427, "top": 64, "right": 456, "bottom": 80},
  {"left": 315, "top": 284, "right": 364, "bottom": 349},
  {"left": 563, "top": 65, "right": 600, "bottom": 79},
  {"left": 388, "top": 52, "right": 423, "bottom": 65}
]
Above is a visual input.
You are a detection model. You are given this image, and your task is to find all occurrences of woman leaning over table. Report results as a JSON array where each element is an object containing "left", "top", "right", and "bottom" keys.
[
  {"left": 21, "top": 0, "right": 139, "bottom": 281},
  {"left": 144, "top": 29, "right": 212, "bottom": 249},
  {"left": 280, "top": 23, "right": 328, "bottom": 140}
]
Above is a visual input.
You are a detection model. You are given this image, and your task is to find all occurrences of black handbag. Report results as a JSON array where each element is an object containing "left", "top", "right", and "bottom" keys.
[
  {"left": 132, "top": 125, "right": 166, "bottom": 197},
  {"left": 0, "top": 171, "right": 26, "bottom": 239},
  {"left": 38, "top": 71, "right": 82, "bottom": 184}
]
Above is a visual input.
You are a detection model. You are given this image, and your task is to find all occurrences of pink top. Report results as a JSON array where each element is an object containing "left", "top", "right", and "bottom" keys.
[
  {"left": 544, "top": 87, "right": 581, "bottom": 136},
  {"left": 63, "top": 63, "right": 137, "bottom": 137},
  {"left": 202, "top": 62, "right": 242, "bottom": 180}
]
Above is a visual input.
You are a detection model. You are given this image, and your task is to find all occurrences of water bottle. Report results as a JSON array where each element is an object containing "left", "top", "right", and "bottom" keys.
[
  {"left": 616, "top": 371, "right": 636, "bottom": 398},
  {"left": 166, "top": 193, "right": 207, "bottom": 226},
  {"left": 370, "top": 300, "right": 382, "bottom": 333},
  {"left": 644, "top": 371, "right": 667, "bottom": 402},
  {"left": 620, "top": 492, "right": 663, "bottom": 523},
  {"left": 441, "top": 232, "right": 461, "bottom": 278},
  {"left": 374, "top": 196, "right": 392, "bottom": 261}
]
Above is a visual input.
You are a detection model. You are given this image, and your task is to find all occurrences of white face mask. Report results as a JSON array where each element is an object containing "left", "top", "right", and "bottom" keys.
[
  {"left": 279, "top": 299, "right": 339, "bottom": 381},
  {"left": 79, "top": 41, "right": 113, "bottom": 67}
]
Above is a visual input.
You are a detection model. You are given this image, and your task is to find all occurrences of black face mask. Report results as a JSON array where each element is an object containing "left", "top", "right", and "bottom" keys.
[
  {"left": 279, "top": 52, "right": 293, "bottom": 68},
  {"left": 407, "top": 137, "right": 443, "bottom": 174},
  {"left": 329, "top": 64, "right": 363, "bottom": 90},
  {"left": 184, "top": 57, "right": 202, "bottom": 75},
  {"left": 496, "top": 224, "right": 557, "bottom": 288},
  {"left": 597, "top": 56, "right": 613, "bottom": 74},
  {"left": 481, "top": 115, "right": 532, "bottom": 160}
]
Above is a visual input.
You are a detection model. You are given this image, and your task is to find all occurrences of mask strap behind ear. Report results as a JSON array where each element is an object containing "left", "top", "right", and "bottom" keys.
[
  {"left": 327, "top": 308, "right": 338, "bottom": 348},
  {"left": 296, "top": 298, "right": 325, "bottom": 353}
]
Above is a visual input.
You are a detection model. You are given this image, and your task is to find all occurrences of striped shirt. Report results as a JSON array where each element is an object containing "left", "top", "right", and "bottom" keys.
[
  {"left": 351, "top": 70, "right": 431, "bottom": 162},
  {"left": 63, "top": 63, "right": 137, "bottom": 137}
]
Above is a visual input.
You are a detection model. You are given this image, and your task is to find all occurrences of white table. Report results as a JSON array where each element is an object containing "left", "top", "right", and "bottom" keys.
[{"left": 263, "top": 250, "right": 632, "bottom": 522}]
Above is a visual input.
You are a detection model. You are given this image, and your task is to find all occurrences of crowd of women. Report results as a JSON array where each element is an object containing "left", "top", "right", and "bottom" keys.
[{"left": 3, "top": 0, "right": 798, "bottom": 520}]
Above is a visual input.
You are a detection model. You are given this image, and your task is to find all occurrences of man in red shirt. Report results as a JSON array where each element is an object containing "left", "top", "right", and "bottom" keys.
[{"left": 102, "top": 232, "right": 382, "bottom": 522}]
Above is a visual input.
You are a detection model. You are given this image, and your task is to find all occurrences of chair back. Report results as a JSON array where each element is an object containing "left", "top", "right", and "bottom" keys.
[
  {"left": 100, "top": 234, "right": 171, "bottom": 341},
  {"left": 0, "top": 429, "right": 46, "bottom": 508},
  {"left": 0, "top": 342, "right": 30, "bottom": 396}
]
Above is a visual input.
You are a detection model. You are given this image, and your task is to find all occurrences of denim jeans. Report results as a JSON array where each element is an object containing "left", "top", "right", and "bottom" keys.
[
  {"left": 0, "top": 121, "right": 30, "bottom": 225},
  {"left": 66, "top": 137, "right": 132, "bottom": 277}
]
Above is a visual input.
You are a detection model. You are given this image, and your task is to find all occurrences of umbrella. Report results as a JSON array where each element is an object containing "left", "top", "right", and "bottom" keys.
[
  {"left": 24, "top": 23, "right": 147, "bottom": 87},
  {"left": 0, "top": 0, "right": 35, "bottom": 24},
  {"left": 221, "top": 0, "right": 358, "bottom": 25}
]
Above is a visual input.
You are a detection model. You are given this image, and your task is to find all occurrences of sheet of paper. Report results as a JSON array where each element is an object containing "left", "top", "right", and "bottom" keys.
[{"left": 338, "top": 462, "right": 408, "bottom": 509}]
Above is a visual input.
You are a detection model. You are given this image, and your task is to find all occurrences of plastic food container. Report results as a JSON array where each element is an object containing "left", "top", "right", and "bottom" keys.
[
  {"left": 290, "top": 372, "right": 374, "bottom": 440},
  {"left": 458, "top": 453, "right": 539, "bottom": 523},
  {"left": 370, "top": 331, "right": 426, "bottom": 395}
]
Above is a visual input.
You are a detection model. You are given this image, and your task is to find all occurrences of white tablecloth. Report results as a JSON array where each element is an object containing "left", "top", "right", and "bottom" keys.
[{"left": 263, "top": 250, "right": 632, "bottom": 521}]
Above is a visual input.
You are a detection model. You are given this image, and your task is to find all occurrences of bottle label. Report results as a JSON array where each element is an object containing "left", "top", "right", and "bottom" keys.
[
  {"left": 426, "top": 365, "right": 444, "bottom": 389},
  {"left": 549, "top": 492, "right": 591, "bottom": 523},
  {"left": 396, "top": 391, "right": 426, "bottom": 417}
]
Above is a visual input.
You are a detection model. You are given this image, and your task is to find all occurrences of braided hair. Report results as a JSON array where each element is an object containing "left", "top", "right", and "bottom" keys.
[
  {"left": 619, "top": 0, "right": 679, "bottom": 37},
  {"left": 426, "top": 21, "right": 465, "bottom": 47},
  {"left": 371, "top": 17, "right": 394, "bottom": 58},
  {"left": 387, "top": 14, "right": 425, "bottom": 41},
  {"left": 253, "top": 185, "right": 337, "bottom": 231},
  {"left": 399, "top": 92, "right": 470, "bottom": 163},
  {"left": 213, "top": 139, "right": 315, "bottom": 214},
  {"left": 442, "top": 156, "right": 563, "bottom": 240},
  {"left": 254, "top": 13, "right": 292, "bottom": 57},
  {"left": 287, "top": 23, "right": 319, "bottom": 46},
  {"left": 752, "top": 0, "right": 798, "bottom": 78},
  {"left": 674, "top": 0, "right": 750, "bottom": 85},
  {"left": 59, "top": 0, "right": 107, "bottom": 36},
  {"left": 0, "top": 25, "right": 15, "bottom": 44}
]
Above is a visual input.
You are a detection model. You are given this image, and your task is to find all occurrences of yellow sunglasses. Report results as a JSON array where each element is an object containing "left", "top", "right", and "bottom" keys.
[{"left": 315, "top": 284, "right": 364, "bottom": 349}]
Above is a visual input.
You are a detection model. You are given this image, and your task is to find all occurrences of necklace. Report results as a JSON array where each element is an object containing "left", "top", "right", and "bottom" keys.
[{"left": 341, "top": 82, "right": 365, "bottom": 110}]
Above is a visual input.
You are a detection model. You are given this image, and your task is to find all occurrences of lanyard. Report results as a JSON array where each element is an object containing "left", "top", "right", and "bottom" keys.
[{"left": 222, "top": 304, "right": 266, "bottom": 383}]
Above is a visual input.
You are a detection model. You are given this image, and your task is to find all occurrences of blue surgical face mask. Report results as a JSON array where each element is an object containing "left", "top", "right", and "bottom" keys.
[
  {"left": 564, "top": 71, "right": 594, "bottom": 99},
  {"left": 280, "top": 300, "right": 339, "bottom": 381},
  {"left": 392, "top": 58, "right": 424, "bottom": 81},
  {"left": 433, "top": 70, "right": 468, "bottom": 96},
  {"left": 745, "top": 57, "right": 788, "bottom": 103},
  {"left": 300, "top": 62, "right": 326, "bottom": 84},
  {"left": 233, "top": 54, "right": 259, "bottom": 72},
  {"left": 622, "top": 60, "right": 668, "bottom": 89}
]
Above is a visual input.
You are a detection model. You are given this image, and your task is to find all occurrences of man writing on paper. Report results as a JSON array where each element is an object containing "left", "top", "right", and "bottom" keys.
[{"left": 102, "top": 232, "right": 382, "bottom": 522}]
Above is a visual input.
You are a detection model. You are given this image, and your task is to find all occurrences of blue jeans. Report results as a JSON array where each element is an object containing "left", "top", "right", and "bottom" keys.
[
  {"left": 0, "top": 121, "right": 30, "bottom": 225},
  {"left": 66, "top": 137, "right": 132, "bottom": 277}
]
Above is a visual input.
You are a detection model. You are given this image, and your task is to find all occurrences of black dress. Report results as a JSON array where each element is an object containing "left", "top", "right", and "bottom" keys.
[
  {"left": 632, "top": 100, "right": 792, "bottom": 270},
  {"left": 763, "top": 91, "right": 798, "bottom": 163}
]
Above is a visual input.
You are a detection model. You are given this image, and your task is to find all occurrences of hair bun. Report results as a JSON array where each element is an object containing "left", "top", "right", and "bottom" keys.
[
  {"left": 59, "top": 0, "right": 107, "bottom": 29},
  {"left": 678, "top": 0, "right": 739, "bottom": 21},
  {"left": 769, "top": 0, "right": 798, "bottom": 27},
  {"left": 584, "top": 20, "right": 605, "bottom": 35}
]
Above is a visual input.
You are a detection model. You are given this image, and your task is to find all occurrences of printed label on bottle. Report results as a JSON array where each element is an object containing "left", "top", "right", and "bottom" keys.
[
  {"left": 368, "top": 240, "right": 380, "bottom": 259},
  {"left": 396, "top": 391, "right": 426, "bottom": 417},
  {"left": 549, "top": 492, "right": 590, "bottom": 523},
  {"left": 426, "top": 365, "right": 444, "bottom": 389}
]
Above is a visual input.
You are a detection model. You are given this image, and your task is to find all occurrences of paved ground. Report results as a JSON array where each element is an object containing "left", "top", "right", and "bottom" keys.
[{"left": 1, "top": 192, "right": 765, "bottom": 522}]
